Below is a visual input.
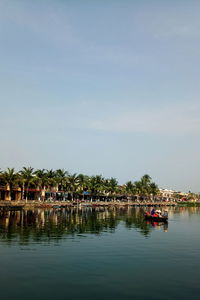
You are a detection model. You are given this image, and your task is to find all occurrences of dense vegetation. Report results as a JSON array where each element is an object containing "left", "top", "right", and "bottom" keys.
[{"left": 0, "top": 167, "right": 159, "bottom": 201}]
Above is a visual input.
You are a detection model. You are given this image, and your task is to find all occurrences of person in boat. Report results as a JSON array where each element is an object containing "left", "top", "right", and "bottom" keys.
[
  {"left": 156, "top": 210, "right": 162, "bottom": 217},
  {"left": 163, "top": 210, "right": 168, "bottom": 217},
  {"left": 151, "top": 208, "right": 156, "bottom": 215}
]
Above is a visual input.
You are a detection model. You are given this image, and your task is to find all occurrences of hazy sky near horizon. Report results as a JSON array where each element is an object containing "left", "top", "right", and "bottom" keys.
[{"left": 0, "top": 0, "right": 200, "bottom": 192}]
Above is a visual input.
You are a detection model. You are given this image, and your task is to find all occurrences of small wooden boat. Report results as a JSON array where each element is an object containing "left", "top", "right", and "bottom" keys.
[{"left": 144, "top": 213, "right": 168, "bottom": 222}]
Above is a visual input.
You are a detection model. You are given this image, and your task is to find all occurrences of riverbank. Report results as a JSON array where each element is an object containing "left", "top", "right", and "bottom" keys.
[
  {"left": 176, "top": 201, "right": 200, "bottom": 207},
  {"left": 0, "top": 200, "right": 177, "bottom": 210}
]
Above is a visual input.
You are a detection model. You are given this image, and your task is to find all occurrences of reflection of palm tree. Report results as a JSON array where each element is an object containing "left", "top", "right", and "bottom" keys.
[
  {"left": 0, "top": 207, "right": 152, "bottom": 243},
  {"left": 124, "top": 208, "right": 151, "bottom": 237}
]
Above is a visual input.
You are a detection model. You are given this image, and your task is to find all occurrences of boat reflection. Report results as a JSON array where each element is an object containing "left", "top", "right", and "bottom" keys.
[
  {"left": 145, "top": 220, "right": 168, "bottom": 232},
  {"left": 0, "top": 207, "right": 169, "bottom": 244}
]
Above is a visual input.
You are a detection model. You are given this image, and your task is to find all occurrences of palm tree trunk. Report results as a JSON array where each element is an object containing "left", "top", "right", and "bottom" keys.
[
  {"left": 25, "top": 184, "right": 29, "bottom": 203},
  {"left": 22, "top": 183, "right": 25, "bottom": 201},
  {"left": 5, "top": 184, "right": 11, "bottom": 201}
]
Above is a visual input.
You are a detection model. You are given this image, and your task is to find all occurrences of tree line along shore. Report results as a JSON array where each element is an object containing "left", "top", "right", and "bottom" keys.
[{"left": 0, "top": 167, "right": 199, "bottom": 202}]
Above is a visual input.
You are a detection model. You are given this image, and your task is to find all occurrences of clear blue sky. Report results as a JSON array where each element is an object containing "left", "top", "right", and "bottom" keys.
[{"left": 0, "top": 0, "right": 200, "bottom": 192}]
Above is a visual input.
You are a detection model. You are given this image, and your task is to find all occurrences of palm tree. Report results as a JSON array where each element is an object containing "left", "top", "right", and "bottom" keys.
[
  {"left": 141, "top": 174, "right": 152, "bottom": 185},
  {"left": 133, "top": 180, "right": 142, "bottom": 200},
  {"left": 2, "top": 168, "right": 18, "bottom": 200},
  {"left": 124, "top": 181, "right": 138, "bottom": 201},
  {"left": 88, "top": 175, "right": 105, "bottom": 201},
  {"left": 0, "top": 170, "right": 4, "bottom": 200},
  {"left": 55, "top": 169, "right": 68, "bottom": 191},
  {"left": 125, "top": 181, "right": 134, "bottom": 194},
  {"left": 77, "top": 174, "right": 89, "bottom": 200},
  {"left": 34, "top": 169, "right": 48, "bottom": 201},
  {"left": 20, "top": 167, "right": 34, "bottom": 202},
  {"left": 0, "top": 169, "right": 4, "bottom": 186},
  {"left": 149, "top": 182, "right": 159, "bottom": 201},
  {"left": 0, "top": 167, "right": 161, "bottom": 204},
  {"left": 34, "top": 169, "right": 47, "bottom": 188},
  {"left": 54, "top": 169, "right": 68, "bottom": 201},
  {"left": 107, "top": 178, "right": 118, "bottom": 201},
  {"left": 134, "top": 180, "right": 145, "bottom": 200},
  {"left": 134, "top": 175, "right": 157, "bottom": 201},
  {"left": 66, "top": 173, "right": 79, "bottom": 201},
  {"left": 46, "top": 169, "right": 57, "bottom": 200}
]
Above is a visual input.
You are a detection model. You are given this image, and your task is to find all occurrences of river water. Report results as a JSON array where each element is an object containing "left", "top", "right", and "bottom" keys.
[{"left": 0, "top": 206, "right": 199, "bottom": 300}]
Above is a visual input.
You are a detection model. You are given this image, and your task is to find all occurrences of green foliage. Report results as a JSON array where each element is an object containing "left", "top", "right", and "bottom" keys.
[
  {"left": 2, "top": 168, "right": 18, "bottom": 189},
  {"left": 0, "top": 168, "right": 168, "bottom": 201}
]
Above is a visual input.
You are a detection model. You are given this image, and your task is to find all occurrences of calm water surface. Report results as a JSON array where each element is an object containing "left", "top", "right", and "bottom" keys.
[{"left": 0, "top": 206, "right": 200, "bottom": 300}]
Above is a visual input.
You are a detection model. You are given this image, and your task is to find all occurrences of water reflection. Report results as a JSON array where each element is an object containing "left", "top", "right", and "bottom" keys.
[{"left": 0, "top": 207, "right": 169, "bottom": 244}]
